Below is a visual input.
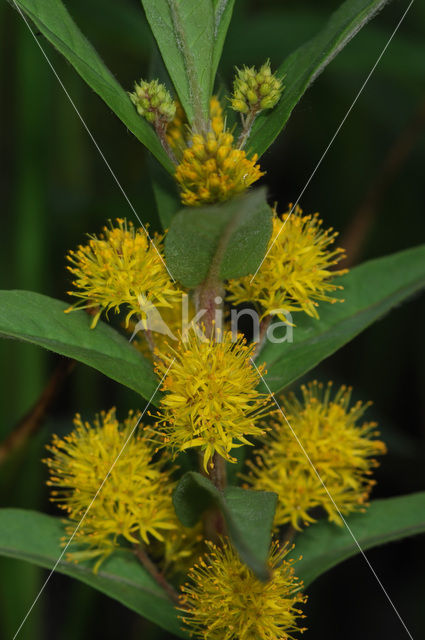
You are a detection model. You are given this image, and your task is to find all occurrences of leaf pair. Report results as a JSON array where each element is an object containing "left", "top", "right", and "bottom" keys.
[
  {"left": 1, "top": 242, "right": 424, "bottom": 405},
  {"left": 2, "top": 491, "right": 425, "bottom": 635},
  {"left": 13, "top": 0, "right": 391, "bottom": 175}
]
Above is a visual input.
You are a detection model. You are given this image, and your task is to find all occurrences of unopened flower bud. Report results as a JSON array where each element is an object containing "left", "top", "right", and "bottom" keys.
[
  {"left": 230, "top": 61, "right": 283, "bottom": 115},
  {"left": 129, "top": 79, "right": 176, "bottom": 124}
]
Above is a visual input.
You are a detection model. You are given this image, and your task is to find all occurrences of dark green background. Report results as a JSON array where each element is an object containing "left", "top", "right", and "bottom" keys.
[{"left": 1, "top": 0, "right": 424, "bottom": 638}]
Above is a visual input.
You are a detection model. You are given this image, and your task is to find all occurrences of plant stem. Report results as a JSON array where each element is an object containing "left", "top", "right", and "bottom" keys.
[
  {"left": 154, "top": 118, "right": 178, "bottom": 165},
  {"left": 237, "top": 107, "right": 260, "bottom": 149},
  {"left": 282, "top": 524, "right": 297, "bottom": 546},
  {"left": 252, "top": 314, "right": 272, "bottom": 360},
  {"left": 209, "top": 452, "right": 227, "bottom": 491},
  {"left": 133, "top": 544, "right": 180, "bottom": 606},
  {"left": 199, "top": 453, "right": 228, "bottom": 542}
]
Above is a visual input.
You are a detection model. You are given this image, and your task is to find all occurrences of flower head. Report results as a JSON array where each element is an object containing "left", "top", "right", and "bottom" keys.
[
  {"left": 66, "top": 218, "right": 179, "bottom": 327},
  {"left": 130, "top": 78, "right": 176, "bottom": 124},
  {"left": 173, "top": 97, "right": 264, "bottom": 206},
  {"left": 246, "top": 382, "right": 387, "bottom": 529},
  {"left": 179, "top": 540, "right": 307, "bottom": 640},
  {"left": 227, "top": 207, "right": 347, "bottom": 321},
  {"left": 44, "top": 408, "right": 177, "bottom": 568},
  {"left": 231, "top": 61, "right": 283, "bottom": 114},
  {"left": 154, "top": 330, "right": 271, "bottom": 471}
]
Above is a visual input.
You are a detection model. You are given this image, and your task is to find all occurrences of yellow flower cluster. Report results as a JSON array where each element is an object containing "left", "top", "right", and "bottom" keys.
[
  {"left": 44, "top": 409, "right": 177, "bottom": 568},
  {"left": 155, "top": 330, "right": 271, "bottom": 471},
  {"left": 179, "top": 541, "right": 307, "bottom": 640},
  {"left": 246, "top": 382, "right": 386, "bottom": 529},
  {"left": 227, "top": 206, "right": 347, "bottom": 321},
  {"left": 66, "top": 219, "right": 179, "bottom": 328},
  {"left": 173, "top": 97, "right": 264, "bottom": 206}
]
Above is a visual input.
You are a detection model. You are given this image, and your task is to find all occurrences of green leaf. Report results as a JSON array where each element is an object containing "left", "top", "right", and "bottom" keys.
[
  {"left": 141, "top": 0, "right": 214, "bottom": 127},
  {"left": 0, "top": 291, "right": 161, "bottom": 405},
  {"left": 173, "top": 472, "right": 277, "bottom": 580},
  {"left": 248, "top": 0, "right": 390, "bottom": 157},
  {"left": 149, "top": 157, "right": 181, "bottom": 230},
  {"left": 212, "top": 0, "right": 236, "bottom": 81},
  {"left": 165, "top": 189, "right": 273, "bottom": 288},
  {"left": 292, "top": 492, "right": 425, "bottom": 588},
  {"left": 13, "top": 0, "right": 173, "bottom": 173},
  {"left": 258, "top": 244, "right": 425, "bottom": 394},
  {"left": 0, "top": 509, "right": 187, "bottom": 638}
]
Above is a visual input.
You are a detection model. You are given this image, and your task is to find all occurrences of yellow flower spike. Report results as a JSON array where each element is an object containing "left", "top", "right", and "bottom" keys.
[
  {"left": 154, "top": 330, "right": 272, "bottom": 471},
  {"left": 227, "top": 206, "right": 348, "bottom": 323},
  {"left": 44, "top": 408, "right": 178, "bottom": 568},
  {"left": 65, "top": 218, "right": 180, "bottom": 328},
  {"left": 179, "top": 540, "right": 307, "bottom": 640},
  {"left": 167, "top": 95, "right": 264, "bottom": 206},
  {"left": 246, "top": 382, "right": 387, "bottom": 530}
]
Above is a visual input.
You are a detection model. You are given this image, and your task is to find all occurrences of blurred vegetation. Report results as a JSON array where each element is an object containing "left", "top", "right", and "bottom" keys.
[{"left": 1, "top": 0, "right": 424, "bottom": 638}]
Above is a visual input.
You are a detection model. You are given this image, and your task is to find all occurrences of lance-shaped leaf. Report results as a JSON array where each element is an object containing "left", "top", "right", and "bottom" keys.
[
  {"left": 257, "top": 244, "right": 425, "bottom": 394},
  {"left": 292, "top": 492, "right": 425, "bottom": 587},
  {"left": 13, "top": 0, "right": 173, "bottom": 172},
  {"left": 141, "top": 0, "right": 214, "bottom": 127},
  {"left": 247, "top": 0, "right": 391, "bottom": 157},
  {"left": 173, "top": 472, "right": 277, "bottom": 581},
  {"left": 0, "top": 509, "right": 187, "bottom": 637},
  {"left": 212, "top": 0, "right": 236, "bottom": 81},
  {"left": 0, "top": 291, "right": 161, "bottom": 405},
  {"left": 165, "top": 189, "right": 273, "bottom": 288}
]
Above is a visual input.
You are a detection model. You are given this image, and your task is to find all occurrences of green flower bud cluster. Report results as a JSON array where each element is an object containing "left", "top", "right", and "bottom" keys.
[
  {"left": 130, "top": 79, "right": 176, "bottom": 124},
  {"left": 231, "top": 61, "right": 283, "bottom": 114}
]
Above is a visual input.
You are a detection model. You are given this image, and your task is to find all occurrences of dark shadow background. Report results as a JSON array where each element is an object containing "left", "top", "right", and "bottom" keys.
[{"left": 0, "top": 0, "right": 424, "bottom": 638}]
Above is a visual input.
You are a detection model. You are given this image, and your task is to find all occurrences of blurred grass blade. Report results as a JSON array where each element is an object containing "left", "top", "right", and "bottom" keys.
[
  {"left": 258, "top": 244, "right": 425, "bottom": 394},
  {"left": 0, "top": 291, "right": 160, "bottom": 405},
  {"left": 141, "top": 0, "right": 214, "bottom": 127},
  {"left": 212, "top": 0, "right": 236, "bottom": 81},
  {"left": 293, "top": 492, "right": 425, "bottom": 587},
  {"left": 13, "top": 0, "right": 173, "bottom": 173},
  {"left": 165, "top": 189, "right": 273, "bottom": 287},
  {"left": 0, "top": 509, "right": 187, "bottom": 638},
  {"left": 173, "top": 471, "right": 277, "bottom": 581},
  {"left": 248, "top": 0, "right": 391, "bottom": 157}
]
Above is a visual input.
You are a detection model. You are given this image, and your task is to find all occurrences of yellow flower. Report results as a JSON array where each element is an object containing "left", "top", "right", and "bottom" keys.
[
  {"left": 179, "top": 540, "right": 307, "bottom": 640},
  {"left": 44, "top": 408, "right": 177, "bottom": 568},
  {"left": 154, "top": 330, "right": 271, "bottom": 471},
  {"left": 65, "top": 218, "right": 180, "bottom": 328},
  {"left": 173, "top": 96, "right": 264, "bottom": 206},
  {"left": 166, "top": 100, "right": 189, "bottom": 155},
  {"left": 227, "top": 207, "right": 347, "bottom": 322},
  {"left": 246, "top": 382, "right": 387, "bottom": 529}
]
